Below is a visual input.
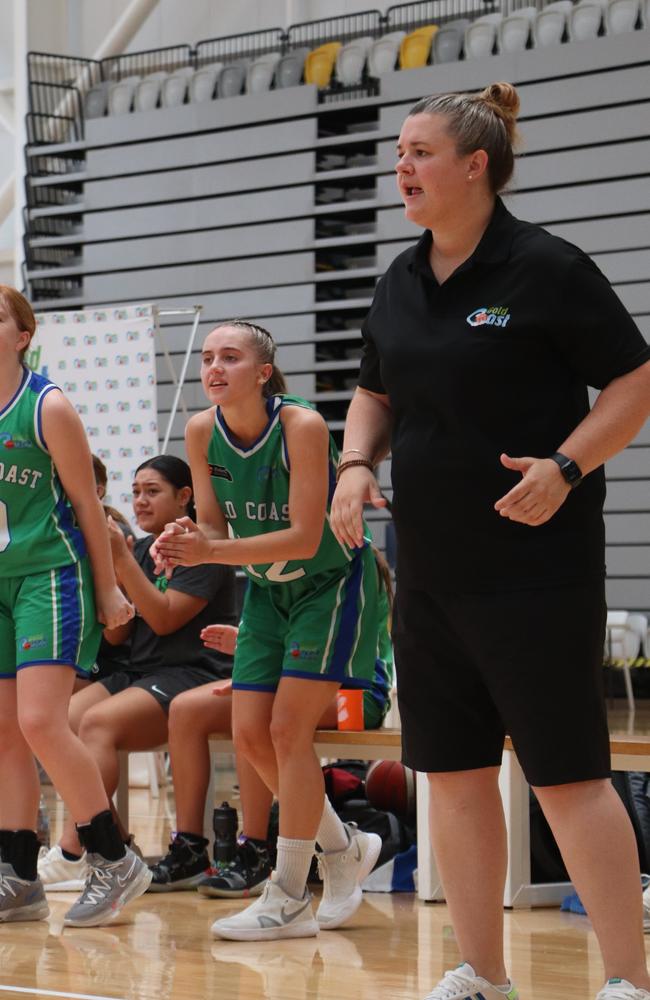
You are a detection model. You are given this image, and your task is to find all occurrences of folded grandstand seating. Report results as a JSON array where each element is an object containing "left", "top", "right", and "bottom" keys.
[
  {"left": 606, "top": 0, "right": 642, "bottom": 32},
  {"left": 368, "top": 31, "right": 406, "bottom": 76},
  {"left": 464, "top": 13, "right": 503, "bottom": 59},
  {"left": 399, "top": 25, "right": 438, "bottom": 69},
  {"left": 246, "top": 52, "right": 281, "bottom": 93},
  {"left": 189, "top": 63, "right": 223, "bottom": 103},
  {"left": 335, "top": 36, "right": 374, "bottom": 86},
  {"left": 107, "top": 75, "right": 140, "bottom": 116},
  {"left": 432, "top": 19, "right": 470, "bottom": 62},
  {"left": 217, "top": 61, "right": 248, "bottom": 98},
  {"left": 305, "top": 42, "right": 342, "bottom": 88},
  {"left": 134, "top": 71, "right": 167, "bottom": 113},
  {"left": 532, "top": 0, "right": 573, "bottom": 46},
  {"left": 274, "top": 48, "right": 310, "bottom": 88},
  {"left": 84, "top": 82, "right": 109, "bottom": 119},
  {"left": 569, "top": 0, "right": 608, "bottom": 40},
  {"left": 160, "top": 66, "right": 194, "bottom": 108},
  {"left": 499, "top": 6, "right": 538, "bottom": 52}
]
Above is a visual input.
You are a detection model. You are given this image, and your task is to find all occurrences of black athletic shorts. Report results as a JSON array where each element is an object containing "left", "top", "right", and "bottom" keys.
[
  {"left": 393, "top": 579, "right": 610, "bottom": 786},
  {"left": 99, "top": 666, "right": 224, "bottom": 714}
]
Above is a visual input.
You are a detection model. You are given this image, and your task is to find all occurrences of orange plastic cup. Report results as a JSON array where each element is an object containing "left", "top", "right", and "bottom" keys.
[{"left": 336, "top": 689, "right": 364, "bottom": 731}]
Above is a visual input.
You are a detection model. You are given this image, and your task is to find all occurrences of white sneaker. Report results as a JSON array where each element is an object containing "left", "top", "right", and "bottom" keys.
[
  {"left": 211, "top": 871, "right": 319, "bottom": 941},
  {"left": 38, "top": 844, "right": 88, "bottom": 891},
  {"left": 642, "top": 878, "right": 650, "bottom": 932},
  {"left": 423, "top": 963, "right": 518, "bottom": 1000},
  {"left": 316, "top": 823, "right": 381, "bottom": 929},
  {"left": 596, "top": 980, "right": 650, "bottom": 999}
]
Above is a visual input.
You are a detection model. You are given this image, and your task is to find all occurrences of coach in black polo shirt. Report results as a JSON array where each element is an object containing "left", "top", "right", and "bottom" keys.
[{"left": 331, "top": 82, "right": 650, "bottom": 1000}]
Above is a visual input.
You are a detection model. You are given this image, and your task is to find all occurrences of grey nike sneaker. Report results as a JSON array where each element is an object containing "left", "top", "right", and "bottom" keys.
[
  {"left": 0, "top": 862, "right": 49, "bottom": 922},
  {"left": 63, "top": 848, "right": 152, "bottom": 927},
  {"left": 211, "top": 871, "right": 318, "bottom": 941},
  {"left": 316, "top": 823, "right": 382, "bottom": 929}
]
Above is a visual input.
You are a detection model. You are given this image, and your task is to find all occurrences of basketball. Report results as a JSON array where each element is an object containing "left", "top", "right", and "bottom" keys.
[{"left": 365, "top": 760, "right": 416, "bottom": 822}]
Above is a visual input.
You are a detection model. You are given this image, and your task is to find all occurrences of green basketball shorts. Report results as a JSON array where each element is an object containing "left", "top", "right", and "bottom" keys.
[
  {"left": 0, "top": 557, "right": 102, "bottom": 677},
  {"left": 233, "top": 545, "right": 379, "bottom": 694}
]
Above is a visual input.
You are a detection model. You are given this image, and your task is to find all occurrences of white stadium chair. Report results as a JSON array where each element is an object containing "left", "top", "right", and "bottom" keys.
[
  {"left": 246, "top": 52, "right": 281, "bottom": 94},
  {"left": 189, "top": 63, "right": 223, "bottom": 103},
  {"left": 336, "top": 36, "right": 374, "bottom": 86},
  {"left": 499, "top": 5, "right": 538, "bottom": 52},
  {"left": 569, "top": 0, "right": 608, "bottom": 40},
  {"left": 432, "top": 19, "right": 470, "bottom": 62},
  {"left": 160, "top": 66, "right": 194, "bottom": 108},
  {"left": 606, "top": 0, "right": 642, "bottom": 32},
  {"left": 605, "top": 611, "right": 648, "bottom": 711},
  {"left": 217, "top": 61, "right": 248, "bottom": 98},
  {"left": 274, "top": 48, "right": 310, "bottom": 88},
  {"left": 134, "top": 71, "right": 167, "bottom": 113},
  {"left": 532, "top": 0, "right": 573, "bottom": 46},
  {"left": 107, "top": 75, "right": 140, "bottom": 116},
  {"left": 464, "top": 13, "right": 503, "bottom": 59},
  {"left": 367, "top": 31, "right": 406, "bottom": 76},
  {"left": 84, "top": 82, "right": 109, "bottom": 119}
]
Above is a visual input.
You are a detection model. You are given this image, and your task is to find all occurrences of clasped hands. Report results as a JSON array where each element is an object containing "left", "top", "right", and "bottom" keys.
[{"left": 150, "top": 516, "right": 212, "bottom": 576}]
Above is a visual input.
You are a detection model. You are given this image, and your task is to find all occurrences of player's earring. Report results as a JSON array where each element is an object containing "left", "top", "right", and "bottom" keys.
[{"left": 468, "top": 174, "right": 473, "bottom": 180}]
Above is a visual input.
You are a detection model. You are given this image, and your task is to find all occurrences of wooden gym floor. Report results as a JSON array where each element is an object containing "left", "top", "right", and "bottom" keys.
[{"left": 2, "top": 740, "right": 646, "bottom": 1000}]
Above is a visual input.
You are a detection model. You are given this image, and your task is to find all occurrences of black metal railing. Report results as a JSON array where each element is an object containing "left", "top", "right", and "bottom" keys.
[
  {"left": 195, "top": 28, "right": 285, "bottom": 66},
  {"left": 286, "top": 10, "right": 384, "bottom": 49},
  {"left": 386, "top": 0, "right": 500, "bottom": 30},
  {"left": 101, "top": 43, "right": 194, "bottom": 82}
]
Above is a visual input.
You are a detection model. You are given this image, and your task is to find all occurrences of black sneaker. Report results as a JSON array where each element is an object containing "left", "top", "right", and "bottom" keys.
[
  {"left": 198, "top": 837, "right": 271, "bottom": 899},
  {"left": 147, "top": 834, "right": 209, "bottom": 892}
]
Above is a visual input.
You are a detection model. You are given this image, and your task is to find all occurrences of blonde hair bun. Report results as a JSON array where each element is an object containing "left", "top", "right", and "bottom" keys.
[{"left": 480, "top": 82, "right": 520, "bottom": 137}]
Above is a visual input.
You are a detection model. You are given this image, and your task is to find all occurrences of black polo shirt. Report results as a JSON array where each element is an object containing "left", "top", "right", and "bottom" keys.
[{"left": 359, "top": 198, "right": 650, "bottom": 592}]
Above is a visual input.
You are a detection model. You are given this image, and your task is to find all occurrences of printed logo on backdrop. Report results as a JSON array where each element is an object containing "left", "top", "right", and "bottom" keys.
[
  {"left": 31, "top": 304, "right": 159, "bottom": 531},
  {"left": 466, "top": 305, "right": 511, "bottom": 328}
]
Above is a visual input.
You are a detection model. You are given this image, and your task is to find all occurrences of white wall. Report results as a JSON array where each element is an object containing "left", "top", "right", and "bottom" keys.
[{"left": 26, "top": 0, "right": 385, "bottom": 58}]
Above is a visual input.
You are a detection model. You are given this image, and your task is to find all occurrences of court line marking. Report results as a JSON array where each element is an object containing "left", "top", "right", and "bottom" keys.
[{"left": 0, "top": 986, "right": 125, "bottom": 1000}]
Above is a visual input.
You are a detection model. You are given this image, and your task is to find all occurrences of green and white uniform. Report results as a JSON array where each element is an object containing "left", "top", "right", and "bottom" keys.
[
  {"left": 0, "top": 368, "right": 101, "bottom": 676},
  {"left": 208, "top": 394, "right": 380, "bottom": 695}
]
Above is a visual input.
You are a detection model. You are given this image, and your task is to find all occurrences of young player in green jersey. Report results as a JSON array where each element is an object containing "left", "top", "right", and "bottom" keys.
[
  {"left": 154, "top": 320, "right": 383, "bottom": 941},
  {"left": 0, "top": 286, "right": 152, "bottom": 927}
]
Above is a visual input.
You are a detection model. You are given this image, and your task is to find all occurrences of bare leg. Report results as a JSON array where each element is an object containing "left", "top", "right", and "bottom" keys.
[
  {"left": 536, "top": 778, "right": 650, "bottom": 989},
  {"left": 427, "top": 767, "right": 508, "bottom": 985},
  {"left": 270, "top": 678, "right": 340, "bottom": 840},
  {"left": 237, "top": 753, "right": 273, "bottom": 841},
  {"left": 60, "top": 687, "right": 169, "bottom": 854},
  {"left": 17, "top": 666, "right": 110, "bottom": 825},
  {"left": 0, "top": 679, "right": 40, "bottom": 829},
  {"left": 168, "top": 683, "right": 233, "bottom": 835}
]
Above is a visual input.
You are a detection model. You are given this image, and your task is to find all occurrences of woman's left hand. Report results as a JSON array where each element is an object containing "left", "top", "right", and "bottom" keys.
[
  {"left": 155, "top": 516, "right": 212, "bottom": 567},
  {"left": 494, "top": 454, "right": 571, "bottom": 526}
]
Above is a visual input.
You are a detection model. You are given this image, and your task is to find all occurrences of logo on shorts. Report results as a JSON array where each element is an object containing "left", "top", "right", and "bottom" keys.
[
  {"left": 208, "top": 463, "right": 233, "bottom": 482},
  {"left": 466, "top": 305, "right": 511, "bottom": 328},
  {"left": 20, "top": 635, "right": 47, "bottom": 651},
  {"left": 289, "top": 642, "right": 320, "bottom": 661}
]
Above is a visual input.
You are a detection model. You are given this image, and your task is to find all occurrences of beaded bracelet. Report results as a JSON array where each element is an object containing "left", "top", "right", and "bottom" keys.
[{"left": 336, "top": 458, "right": 374, "bottom": 483}]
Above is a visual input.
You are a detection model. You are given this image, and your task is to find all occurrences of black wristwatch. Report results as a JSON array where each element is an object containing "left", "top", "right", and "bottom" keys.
[{"left": 550, "top": 452, "right": 583, "bottom": 488}]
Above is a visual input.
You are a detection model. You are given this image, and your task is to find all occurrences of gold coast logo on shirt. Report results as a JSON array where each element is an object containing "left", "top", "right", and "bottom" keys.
[{"left": 466, "top": 305, "right": 511, "bottom": 328}]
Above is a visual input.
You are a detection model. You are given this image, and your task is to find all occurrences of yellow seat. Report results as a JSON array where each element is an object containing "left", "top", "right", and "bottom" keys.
[
  {"left": 305, "top": 41, "right": 342, "bottom": 88},
  {"left": 399, "top": 25, "right": 438, "bottom": 68}
]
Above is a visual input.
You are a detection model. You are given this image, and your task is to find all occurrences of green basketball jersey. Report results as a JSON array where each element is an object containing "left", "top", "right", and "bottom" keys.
[
  {"left": 0, "top": 368, "right": 86, "bottom": 578},
  {"left": 207, "top": 394, "right": 368, "bottom": 587}
]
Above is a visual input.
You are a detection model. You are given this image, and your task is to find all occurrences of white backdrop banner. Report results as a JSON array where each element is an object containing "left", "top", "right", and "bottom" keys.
[{"left": 30, "top": 303, "right": 159, "bottom": 528}]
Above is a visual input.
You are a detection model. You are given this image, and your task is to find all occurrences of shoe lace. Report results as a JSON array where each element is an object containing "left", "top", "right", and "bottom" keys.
[
  {"left": 0, "top": 872, "right": 21, "bottom": 899},
  {"left": 424, "top": 968, "right": 476, "bottom": 999},
  {"left": 78, "top": 860, "right": 121, "bottom": 906}
]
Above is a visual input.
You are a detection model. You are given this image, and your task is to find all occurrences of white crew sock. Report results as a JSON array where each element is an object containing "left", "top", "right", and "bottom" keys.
[
  {"left": 315, "top": 796, "right": 349, "bottom": 853},
  {"left": 275, "top": 836, "right": 315, "bottom": 900}
]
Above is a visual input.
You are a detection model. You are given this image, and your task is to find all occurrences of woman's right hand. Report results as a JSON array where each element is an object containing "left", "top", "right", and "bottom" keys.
[
  {"left": 330, "top": 467, "right": 387, "bottom": 548},
  {"left": 149, "top": 521, "right": 184, "bottom": 578},
  {"left": 96, "top": 585, "right": 134, "bottom": 629},
  {"left": 201, "top": 623, "right": 238, "bottom": 655}
]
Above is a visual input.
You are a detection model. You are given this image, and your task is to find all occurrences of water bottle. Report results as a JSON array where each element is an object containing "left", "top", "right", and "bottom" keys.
[{"left": 212, "top": 801, "right": 238, "bottom": 865}]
